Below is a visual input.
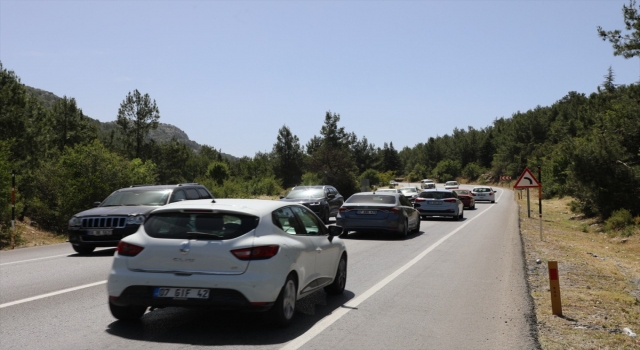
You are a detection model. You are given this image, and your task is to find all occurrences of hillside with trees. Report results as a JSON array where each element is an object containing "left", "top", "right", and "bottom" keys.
[{"left": 1, "top": 1, "right": 639, "bottom": 246}]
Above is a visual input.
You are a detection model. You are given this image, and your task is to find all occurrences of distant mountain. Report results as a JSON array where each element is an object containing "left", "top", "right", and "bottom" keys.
[{"left": 25, "top": 86, "right": 236, "bottom": 160}]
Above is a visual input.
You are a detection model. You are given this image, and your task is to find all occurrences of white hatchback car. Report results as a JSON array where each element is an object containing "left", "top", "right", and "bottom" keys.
[
  {"left": 107, "top": 199, "right": 347, "bottom": 327},
  {"left": 472, "top": 186, "right": 497, "bottom": 203},
  {"left": 444, "top": 181, "right": 459, "bottom": 189}
]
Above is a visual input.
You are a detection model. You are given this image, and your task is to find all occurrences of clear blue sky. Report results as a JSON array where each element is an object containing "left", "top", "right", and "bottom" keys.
[{"left": 1, "top": 0, "right": 638, "bottom": 158}]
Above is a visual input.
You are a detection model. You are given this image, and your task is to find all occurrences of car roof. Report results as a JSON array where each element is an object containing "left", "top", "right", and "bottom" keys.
[
  {"left": 472, "top": 186, "right": 492, "bottom": 189},
  {"left": 152, "top": 198, "right": 296, "bottom": 217},
  {"left": 421, "top": 189, "right": 454, "bottom": 193},
  {"left": 116, "top": 184, "right": 205, "bottom": 192}
]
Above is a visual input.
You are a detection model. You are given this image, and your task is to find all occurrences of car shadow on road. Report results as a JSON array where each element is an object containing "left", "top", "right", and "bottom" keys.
[
  {"left": 339, "top": 230, "right": 424, "bottom": 241},
  {"left": 68, "top": 248, "right": 116, "bottom": 258},
  {"left": 105, "top": 289, "right": 356, "bottom": 346}
]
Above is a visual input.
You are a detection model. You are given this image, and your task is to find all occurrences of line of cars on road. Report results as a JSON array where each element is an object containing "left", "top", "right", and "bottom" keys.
[{"left": 67, "top": 181, "right": 497, "bottom": 327}]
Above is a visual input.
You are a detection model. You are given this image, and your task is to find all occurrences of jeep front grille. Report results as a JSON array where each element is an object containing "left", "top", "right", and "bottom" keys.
[{"left": 81, "top": 216, "right": 127, "bottom": 229}]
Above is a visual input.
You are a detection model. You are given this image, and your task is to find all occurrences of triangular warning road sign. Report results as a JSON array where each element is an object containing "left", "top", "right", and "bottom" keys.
[{"left": 513, "top": 168, "right": 541, "bottom": 188}]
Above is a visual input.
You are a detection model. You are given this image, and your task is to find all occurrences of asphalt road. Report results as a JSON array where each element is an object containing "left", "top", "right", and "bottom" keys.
[{"left": 0, "top": 185, "right": 539, "bottom": 350}]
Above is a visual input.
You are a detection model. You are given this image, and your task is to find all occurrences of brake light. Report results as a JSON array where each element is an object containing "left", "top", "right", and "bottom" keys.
[
  {"left": 231, "top": 245, "right": 280, "bottom": 260},
  {"left": 339, "top": 207, "right": 350, "bottom": 212},
  {"left": 414, "top": 198, "right": 426, "bottom": 202},
  {"left": 116, "top": 241, "right": 144, "bottom": 257},
  {"left": 443, "top": 199, "right": 457, "bottom": 203}
]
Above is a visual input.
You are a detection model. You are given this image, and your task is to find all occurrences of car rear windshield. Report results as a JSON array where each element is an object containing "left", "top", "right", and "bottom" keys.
[
  {"left": 144, "top": 212, "right": 259, "bottom": 240},
  {"left": 474, "top": 188, "right": 491, "bottom": 193},
  {"left": 101, "top": 190, "right": 171, "bottom": 206},
  {"left": 345, "top": 195, "right": 397, "bottom": 204},
  {"left": 285, "top": 188, "right": 324, "bottom": 199},
  {"left": 454, "top": 190, "right": 470, "bottom": 195},
  {"left": 419, "top": 191, "right": 455, "bottom": 199}
]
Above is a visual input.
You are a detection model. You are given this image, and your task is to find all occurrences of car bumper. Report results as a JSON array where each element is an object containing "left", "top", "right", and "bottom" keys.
[
  {"left": 68, "top": 227, "right": 139, "bottom": 247},
  {"left": 107, "top": 258, "right": 285, "bottom": 307},
  {"left": 336, "top": 218, "right": 401, "bottom": 232}
]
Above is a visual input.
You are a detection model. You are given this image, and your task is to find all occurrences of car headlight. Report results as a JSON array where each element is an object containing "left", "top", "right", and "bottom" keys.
[
  {"left": 68, "top": 217, "right": 81, "bottom": 227},
  {"left": 126, "top": 215, "right": 146, "bottom": 225}
]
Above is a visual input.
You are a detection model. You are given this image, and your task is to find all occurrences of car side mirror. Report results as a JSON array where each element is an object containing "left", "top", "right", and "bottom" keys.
[
  {"left": 327, "top": 225, "right": 343, "bottom": 242},
  {"left": 327, "top": 193, "right": 335, "bottom": 199},
  {"left": 279, "top": 196, "right": 285, "bottom": 199},
  {"left": 93, "top": 201, "right": 101, "bottom": 207}
]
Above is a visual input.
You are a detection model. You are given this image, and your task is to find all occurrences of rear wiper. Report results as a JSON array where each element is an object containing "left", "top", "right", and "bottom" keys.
[{"left": 186, "top": 231, "right": 224, "bottom": 240}]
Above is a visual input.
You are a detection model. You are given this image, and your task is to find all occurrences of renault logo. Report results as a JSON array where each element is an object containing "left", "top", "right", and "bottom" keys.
[{"left": 179, "top": 241, "right": 190, "bottom": 255}]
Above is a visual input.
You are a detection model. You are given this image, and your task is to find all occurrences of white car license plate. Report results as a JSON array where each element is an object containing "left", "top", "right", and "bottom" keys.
[
  {"left": 357, "top": 210, "right": 377, "bottom": 215},
  {"left": 154, "top": 287, "right": 210, "bottom": 299},
  {"left": 87, "top": 229, "right": 112, "bottom": 236}
]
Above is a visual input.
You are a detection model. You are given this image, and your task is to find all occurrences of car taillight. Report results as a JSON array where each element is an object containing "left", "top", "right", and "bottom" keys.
[
  {"left": 231, "top": 245, "right": 280, "bottom": 260},
  {"left": 380, "top": 208, "right": 400, "bottom": 213},
  {"left": 339, "top": 207, "right": 350, "bottom": 212},
  {"left": 443, "top": 198, "right": 457, "bottom": 203},
  {"left": 414, "top": 198, "right": 426, "bottom": 202},
  {"left": 116, "top": 241, "right": 144, "bottom": 257}
]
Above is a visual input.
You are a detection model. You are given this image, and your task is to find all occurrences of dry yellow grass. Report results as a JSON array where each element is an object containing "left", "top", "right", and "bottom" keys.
[
  {"left": 2, "top": 218, "right": 67, "bottom": 250},
  {"left": 518, "top": 188, "right": 640, "bottom": 349}
]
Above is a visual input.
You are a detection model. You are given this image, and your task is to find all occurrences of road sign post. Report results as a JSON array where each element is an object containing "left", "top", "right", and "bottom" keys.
[{"left": 514, "top": 168, "right": 543, "bottom": 240}]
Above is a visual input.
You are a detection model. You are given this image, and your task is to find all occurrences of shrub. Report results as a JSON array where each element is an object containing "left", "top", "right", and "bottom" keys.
[{"left": 604, "top": 209, "right": 633, "bottom": 232}]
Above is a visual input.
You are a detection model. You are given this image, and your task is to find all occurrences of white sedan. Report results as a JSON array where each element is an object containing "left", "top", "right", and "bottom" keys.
[
  {"left": 107, "top": 199, "right": 347, "bottom": 327},
  {"left": 472, "top": 186, "right": 498, "bottom": 203}
]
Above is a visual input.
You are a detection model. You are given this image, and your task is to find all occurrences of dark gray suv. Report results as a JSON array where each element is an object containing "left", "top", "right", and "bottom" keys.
[
  {"left": 279, "top": 185, "right": 344, "bottom": 224},
  {"left": 67, "top": 183, "right": 214, "bottom": 255}
]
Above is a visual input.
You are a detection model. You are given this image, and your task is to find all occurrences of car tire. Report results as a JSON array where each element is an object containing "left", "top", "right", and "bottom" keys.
[
  {"left": 412, "top": 218, "right": 420, "bottom": 233},
  {"left": 109, "top": 301, "right": 147, "bottom": 321},
  {"left": 399, "top": 220, "right": 408, "bottom": 238},
  {"left": 471, "top": 204, "right": 476, "bottom": 210},
  {"left": 268, "top": 274, "right": 297, "bottom": 328},
  {"left": 458, "top": 210, "right": 464, "bottom": 220},
  {"left": 491, "top": 200, "right": 495, "bottom": 203},
  {"left": 324, "top": 255, "right": 347, "bottom": 295},
  {"left": 72, "top": 245, "right": 95, "bottom": 255}
]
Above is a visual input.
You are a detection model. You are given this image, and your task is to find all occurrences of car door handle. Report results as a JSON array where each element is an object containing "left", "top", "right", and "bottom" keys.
[{"left": 316, "top": 248, "right": 322, "bottom": 253}]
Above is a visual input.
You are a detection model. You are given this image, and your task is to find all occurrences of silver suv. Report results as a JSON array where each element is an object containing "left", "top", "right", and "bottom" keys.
[{"left": 67, "top": 183, "right": 214, "bottom": 255}]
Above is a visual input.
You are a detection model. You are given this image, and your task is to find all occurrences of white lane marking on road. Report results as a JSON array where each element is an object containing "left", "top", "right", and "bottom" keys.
[
  {"left": 0, "top": 281, "right": 107, "bottom": 309},
  {"left": 0, "top": 248, "right": 114, "bottom": 266},
  {"left": 281, "top": 191, "right": 505, "bottom": 350}
]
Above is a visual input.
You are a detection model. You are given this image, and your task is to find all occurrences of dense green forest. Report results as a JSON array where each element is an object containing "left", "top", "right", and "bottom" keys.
[{"left": 1, "top": 1, "right": 640, "bottom": 245}]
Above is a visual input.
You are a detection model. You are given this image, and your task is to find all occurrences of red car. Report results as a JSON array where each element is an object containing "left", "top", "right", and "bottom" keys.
[{"left": 452, "top": 189, "right": 476, "bottom": 209}]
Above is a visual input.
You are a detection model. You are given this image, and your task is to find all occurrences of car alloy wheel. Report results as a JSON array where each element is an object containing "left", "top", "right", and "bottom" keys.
[
  {"left": 325, "top": 255, "right": 347, "bottom": 295},
  {"left": 269, "top": 274, "right": 297, "bottom": 327}
]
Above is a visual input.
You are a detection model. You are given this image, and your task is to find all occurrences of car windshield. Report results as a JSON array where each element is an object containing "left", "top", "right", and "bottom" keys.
[
  {"left": 400, "top": 188, "right": 417, "bottom": 194},
  {"left": 100, "top": 190, "right": 171, "bottom": 206},
  {"left": 376, "top": 189, "right": 397, "bottom": 193},
  {"left": 419, "top": 191, "right": 454, "bottom": 199},
  {"left": 346, "top": 194, "right": 397, "bottom": 204},
  {"left": 454, "top": 190, "right": 470, "bottom": 195},
  {"left": 446, "top": 182, "right": 457, "bottom": 185},
  {"left": 144, "top": 212, "right": 259, "bottom": 240},
  {"left": 285, "top": 188, "right": 324, "bottom": 199}
]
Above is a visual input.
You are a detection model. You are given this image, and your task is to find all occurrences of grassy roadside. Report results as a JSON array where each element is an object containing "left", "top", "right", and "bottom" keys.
[{"left": 517, "top": 188, "right": 640, "bottom": 349}]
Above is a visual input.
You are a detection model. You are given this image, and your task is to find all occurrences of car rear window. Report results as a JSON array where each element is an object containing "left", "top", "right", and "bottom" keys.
[
  {"left": 144, "top": 212, "right": 259, "bottom": 240},
  {"left": 454, "top": 190, "right": 470, "bottom": 195},
  {"left": 345, "top": 195, "right": 397, "bottom": 204},
  {"left": 474, "top": 188, "right": 491, "bottom": 193},
  {"left": 419, "top": 191, "right": 454, "bottom": 199}
]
